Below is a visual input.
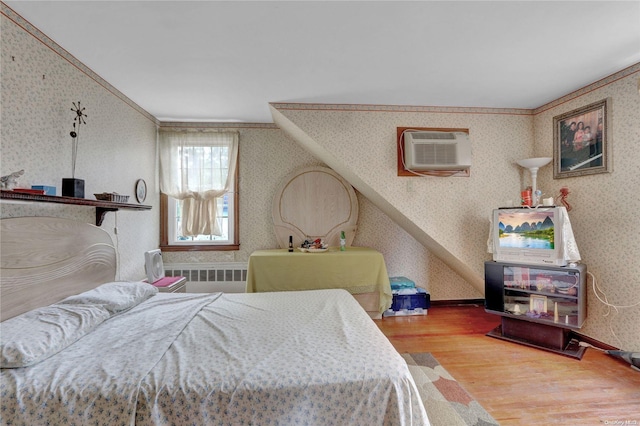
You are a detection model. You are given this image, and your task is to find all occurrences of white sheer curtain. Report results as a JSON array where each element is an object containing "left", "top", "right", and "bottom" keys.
[{"left": 159, "top": 131, "right": 238, "bottom": 237}]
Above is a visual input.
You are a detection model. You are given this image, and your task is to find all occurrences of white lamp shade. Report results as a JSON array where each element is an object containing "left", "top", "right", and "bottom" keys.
[{"left": 516, "top": 157, "right": 552, "bottom": 169}]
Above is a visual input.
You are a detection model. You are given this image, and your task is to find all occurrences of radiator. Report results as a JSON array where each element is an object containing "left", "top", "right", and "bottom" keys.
[{"left": 164, "top": 262, "right": 247, "bottom": 293}]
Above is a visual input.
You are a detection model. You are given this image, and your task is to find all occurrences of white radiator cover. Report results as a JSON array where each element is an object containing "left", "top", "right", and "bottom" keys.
[{"left": 163, "top": 262, "right": 247, "bottom": 293}]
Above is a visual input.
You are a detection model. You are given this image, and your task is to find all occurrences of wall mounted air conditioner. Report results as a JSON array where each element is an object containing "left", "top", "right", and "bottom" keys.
[{"left": 403, "top": 131, "right": 471, "bottom": 171}]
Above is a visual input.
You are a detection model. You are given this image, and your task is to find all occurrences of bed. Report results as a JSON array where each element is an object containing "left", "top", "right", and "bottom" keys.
[{"left": 0, "top": 217, "right": 429, "bottom": 425}]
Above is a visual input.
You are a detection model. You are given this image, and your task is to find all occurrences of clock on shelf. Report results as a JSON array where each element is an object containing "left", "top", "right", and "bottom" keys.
[{"left": 135, "top": 179, "right": 147, "bottom": 203}]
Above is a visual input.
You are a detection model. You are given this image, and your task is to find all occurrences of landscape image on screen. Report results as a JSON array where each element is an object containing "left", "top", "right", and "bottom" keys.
[{"left": 498, "top": 211, "right": 555, "bottom": 249}]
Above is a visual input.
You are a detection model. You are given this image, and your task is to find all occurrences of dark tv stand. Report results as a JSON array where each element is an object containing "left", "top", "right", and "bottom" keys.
[
  {"left": 484, "top": 261, "right": 587, "bottom": 359},
  {"left": 487, "top": 318, "right": 586, "bottom": 359}
]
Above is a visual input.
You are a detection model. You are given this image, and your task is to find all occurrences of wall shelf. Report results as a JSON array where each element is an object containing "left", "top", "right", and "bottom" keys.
[{"left": 0, "top": 190, "right": 151, "bottom": 226}]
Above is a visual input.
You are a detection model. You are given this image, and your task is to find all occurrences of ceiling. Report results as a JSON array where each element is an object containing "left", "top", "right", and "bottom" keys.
[{"left": 5, "top": 1, "right": 640, "bottom": 123}]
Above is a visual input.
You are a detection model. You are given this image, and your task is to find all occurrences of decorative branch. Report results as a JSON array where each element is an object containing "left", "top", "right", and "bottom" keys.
[
  {"left": 70, "top": 101, "right": 87, "bottom": 178},
  {"left": 556, "top": 186, "right": 572, "bottom": 211}
]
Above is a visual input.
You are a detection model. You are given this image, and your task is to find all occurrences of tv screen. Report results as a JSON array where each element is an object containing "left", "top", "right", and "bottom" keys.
[
  {"left": 497, "top": 210, "right": 555, "bottom": 250},
  {"left": 491, "top": 207, "right": 568, "bottom": 266}
]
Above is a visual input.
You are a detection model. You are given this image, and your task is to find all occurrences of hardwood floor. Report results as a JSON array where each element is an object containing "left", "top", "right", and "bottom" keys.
[{"left": 374, "top": 304, "right": 640, "bottom": 425}]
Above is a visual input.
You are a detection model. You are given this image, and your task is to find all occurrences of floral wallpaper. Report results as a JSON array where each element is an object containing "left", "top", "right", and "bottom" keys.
[
  {"left": 159, "top": 121, "right": 479, "bottom": 301},
  {"left": 271, "top": 105, "right": 535, "bottom": 299},
  {"left": 270, "top": 64, "right": 640, "bottom": 349},
  {"left": 2, "top": 2, "right": 638, "bottom": 349},
  {"left": 533, "top": 64, "right": 640, "bottom": 350},
  {"left": 1, "top": 6, "right": 159, "bottom": 281}
]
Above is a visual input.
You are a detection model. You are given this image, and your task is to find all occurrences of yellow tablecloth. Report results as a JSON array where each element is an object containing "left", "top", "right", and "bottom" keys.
[{"left": 246, "top": 247, "right": 392, "bottom": 314}]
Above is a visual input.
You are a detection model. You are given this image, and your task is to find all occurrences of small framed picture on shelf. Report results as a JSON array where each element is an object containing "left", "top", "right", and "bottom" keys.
[{"left": 529, "top": 294, "right": 548, "bottom": 314}]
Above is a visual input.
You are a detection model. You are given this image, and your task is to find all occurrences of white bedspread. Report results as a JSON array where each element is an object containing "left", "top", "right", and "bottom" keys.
[{"left": 1, "top": 289, "right": 428, "bottom": 425}]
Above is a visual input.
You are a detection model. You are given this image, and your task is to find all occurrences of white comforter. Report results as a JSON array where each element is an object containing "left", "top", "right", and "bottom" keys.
[{"left": 2, "top": 289, "right": 428, "bottom": 425}]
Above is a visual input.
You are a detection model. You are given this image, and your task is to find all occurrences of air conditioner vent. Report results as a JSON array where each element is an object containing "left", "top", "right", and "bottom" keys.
[
  {"left": 410, "top": 132, "right": 456, "bottom": 140},
  {"left": 414, "top": 143, "right": 457, "bottom": 165},
  {"left": 403, "top": 131, "right": 471, "bottom": 171}
]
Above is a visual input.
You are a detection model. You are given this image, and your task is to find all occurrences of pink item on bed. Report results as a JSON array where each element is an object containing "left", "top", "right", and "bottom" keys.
[{"left": 151, "top": 276, "right": 184, "bottom": 287}]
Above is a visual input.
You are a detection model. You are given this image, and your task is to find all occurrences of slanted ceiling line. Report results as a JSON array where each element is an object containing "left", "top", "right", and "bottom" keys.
[
  {"left": 0, "top": 3, "right": 158, "bottom": 125},
  {"left": 269, "top": 105, "right": 485, "bottom": 296}
]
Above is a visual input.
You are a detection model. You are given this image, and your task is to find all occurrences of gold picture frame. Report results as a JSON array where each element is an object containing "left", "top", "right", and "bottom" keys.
[
  {"left": 529, "top": 294, "right": 548, "bottom": 314},
  {"left": 553, "top": 98, "right": 611, "bottom": 178}
]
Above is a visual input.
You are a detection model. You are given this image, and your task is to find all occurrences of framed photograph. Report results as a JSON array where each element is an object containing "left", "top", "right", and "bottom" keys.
[
  {"left": 529, "top": 294, "right": 548, "bottom": 314},
  {"left": 553, "top": 98, "right": 610, "bottom": 178}
]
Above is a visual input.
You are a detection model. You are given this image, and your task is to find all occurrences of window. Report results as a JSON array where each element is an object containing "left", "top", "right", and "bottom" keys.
[
  {"left": 159, "top": 131, "right": 239, "bottom": 251},
  {"left": 160, "top": 189, "right": 238, "bottom": 251}
]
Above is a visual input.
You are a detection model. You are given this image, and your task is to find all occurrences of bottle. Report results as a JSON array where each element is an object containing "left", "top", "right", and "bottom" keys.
[
  {"left": 288, "top": 235, "right": 293, "bottom": 252},
  {"left": 521, "top": 188, "right": 532, "bottom": 206},
  {"left": 340, "top": 231, "right": 346, "bottom": 251}
]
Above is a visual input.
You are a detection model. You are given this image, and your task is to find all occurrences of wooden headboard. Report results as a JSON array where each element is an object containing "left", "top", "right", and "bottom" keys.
[
  {"left": 272, "top": 166, "right": 359, "bottom": 249},
  {"left": 1, "top": 217, "right": 117, "bottom": 321}
]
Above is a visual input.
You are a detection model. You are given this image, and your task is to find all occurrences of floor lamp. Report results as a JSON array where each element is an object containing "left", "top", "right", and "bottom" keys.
[{"left": 516, "top": 157, "right": 552, "bottom": 206}]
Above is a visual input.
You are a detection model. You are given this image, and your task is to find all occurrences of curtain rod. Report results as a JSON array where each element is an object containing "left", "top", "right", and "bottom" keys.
[{"left": 159, "top": 128, "right": 240, "bottom": 135}]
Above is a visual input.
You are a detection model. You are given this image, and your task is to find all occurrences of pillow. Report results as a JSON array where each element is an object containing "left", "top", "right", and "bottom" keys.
[
  {"left": 57, "top": 281, "right": 158, "bottom": 314},
  {"left": 1, "top": 304, "right": 110, "bottom": 368}
]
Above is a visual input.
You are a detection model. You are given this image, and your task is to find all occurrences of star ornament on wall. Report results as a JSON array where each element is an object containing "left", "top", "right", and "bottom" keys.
[
  {"left": 70, "top": 101, "right": 87, "bottom": 138},
  {"left": 69, "top": 101, "right": 87, "bottom": 179}
]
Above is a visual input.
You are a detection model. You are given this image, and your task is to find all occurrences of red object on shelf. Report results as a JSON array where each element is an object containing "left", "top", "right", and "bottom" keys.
[
  {"left": 150, "top": 276, "right": 184, "bottom": 287},
  {"left": 13, "top": 188, "right": 45, "bottom": 195}
]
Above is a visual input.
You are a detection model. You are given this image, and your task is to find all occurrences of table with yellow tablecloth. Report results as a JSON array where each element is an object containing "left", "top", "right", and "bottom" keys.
[{"left": 246, "top": 246, "right": 392, "bottom": 314}]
